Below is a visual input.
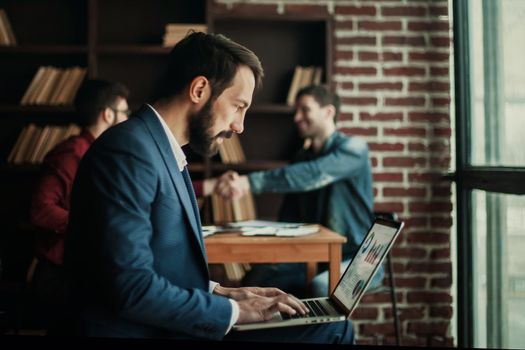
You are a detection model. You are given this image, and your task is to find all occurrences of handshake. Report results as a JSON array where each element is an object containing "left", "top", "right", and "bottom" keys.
[{"left": 204, "top": 171, "right": 251, "bottom": 199}]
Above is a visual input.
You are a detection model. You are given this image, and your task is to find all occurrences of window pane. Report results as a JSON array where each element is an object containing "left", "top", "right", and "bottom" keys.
[
  {"left": 472, "top": 190, "right": 525, "bottom": 348},
  {"left": 469, "top": 0, "right": 525, "bottom": 166}
]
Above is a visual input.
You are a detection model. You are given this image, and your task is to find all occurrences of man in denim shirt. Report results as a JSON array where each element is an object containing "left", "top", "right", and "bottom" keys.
[{"left": 215, "top": 85, "right": 382, "bottom": 297}]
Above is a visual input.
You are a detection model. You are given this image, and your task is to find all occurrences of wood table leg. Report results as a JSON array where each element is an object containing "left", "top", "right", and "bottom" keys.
[
  {"left": 328, "top": 243, "right": 342, "bottom": 293},
  {"left": 306, "top": 262, "right": 317, "bottom": 292}
]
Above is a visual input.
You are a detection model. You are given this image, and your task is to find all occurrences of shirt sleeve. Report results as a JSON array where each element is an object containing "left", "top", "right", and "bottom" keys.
[
  {"left": 248, "top": 137, "right": 369, "bottom": 194},
  {"left": 210, "top": 281, "right": 239, "bottom": 334}
]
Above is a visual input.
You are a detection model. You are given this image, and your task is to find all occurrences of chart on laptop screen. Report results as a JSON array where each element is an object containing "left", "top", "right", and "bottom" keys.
[{"left": 333, "top": 223, "right": 398, "bottom": 309}]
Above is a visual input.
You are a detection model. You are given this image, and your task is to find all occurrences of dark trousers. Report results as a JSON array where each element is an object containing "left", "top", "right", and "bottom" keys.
[
  {"left": 224, "top": 320, "right": 355, "bottom": 344},
  {"left": 29, "top": 259, "right": 69, "bottom": 332}
]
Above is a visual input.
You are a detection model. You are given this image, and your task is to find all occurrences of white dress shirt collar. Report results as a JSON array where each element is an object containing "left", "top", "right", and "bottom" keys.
[{"left": 147, "top": 104, "right": 187, "bottom": 172}]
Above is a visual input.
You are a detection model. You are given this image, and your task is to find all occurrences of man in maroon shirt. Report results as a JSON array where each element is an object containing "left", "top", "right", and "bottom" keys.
[{"left": 28, "top": 79, "right": 129, "bottom": 330}]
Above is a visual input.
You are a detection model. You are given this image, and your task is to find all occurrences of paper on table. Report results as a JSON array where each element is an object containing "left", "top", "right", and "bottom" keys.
[{"left": 240, "top": 224, "right": 319, "bottom": 237}]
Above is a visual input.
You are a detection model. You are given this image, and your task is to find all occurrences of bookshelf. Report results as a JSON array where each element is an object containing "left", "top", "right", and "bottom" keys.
[{"left": 0, "top": 0, "right": 332, "bottom": 281}]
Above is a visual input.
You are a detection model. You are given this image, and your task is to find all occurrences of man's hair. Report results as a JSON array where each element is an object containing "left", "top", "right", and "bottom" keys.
[
  {"left": 296, "top": 85, "right": 341, "bottom": 122},
  {"left": 74, "top": 79, "right": 130, "bottom": 127},
  {"left": 151, "top": 32, "right": 264, "bottom": 103}
]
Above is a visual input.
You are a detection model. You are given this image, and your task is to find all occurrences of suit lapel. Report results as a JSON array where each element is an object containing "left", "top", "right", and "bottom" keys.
[{"left": 137, "top": 106, "right": 207, "bottom": 260}]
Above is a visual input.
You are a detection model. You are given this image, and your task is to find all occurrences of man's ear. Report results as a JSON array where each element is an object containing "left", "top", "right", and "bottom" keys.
[
  {"left": 189, "top": 76, "right": 210, "bottom": 104},
  {"left": 324, "top": 104, "right": 336, "bottom": 121},
  {"left": 101, "top": 107, "right": 114, "bottom": 125}
]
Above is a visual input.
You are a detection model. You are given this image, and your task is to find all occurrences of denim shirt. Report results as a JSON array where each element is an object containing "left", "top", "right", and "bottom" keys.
[{"left": 248, "top": 131, "right": 375, "bottom": 260}]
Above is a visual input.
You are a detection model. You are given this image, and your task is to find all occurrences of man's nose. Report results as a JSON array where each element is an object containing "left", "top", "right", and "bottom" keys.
[
  {"left": 293, "top": 111, "right": 302, "bottom": 123},
  {"left": 231, "top": 119, "right": 244, "bottom": 134}
]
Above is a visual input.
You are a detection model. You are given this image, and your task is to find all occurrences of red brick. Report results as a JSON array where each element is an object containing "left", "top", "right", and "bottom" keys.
[
  {"left": 368, "top": 142, "right": 404, "bottom": 152},
  {"left": 373, "top": 172, "right": 404, "bottom": 182},
  {"left": 432, "top": 97, "right": 451, "bottom": 106},
  {"left": 429, "top": 6, "right": 449, "bottom": 17},
  {"left": 384, "top": 187, "right": 426, "bottom": 197},
  {"left": 339, "top": 126, "right": 378, "bottom": 136},
  {"left": 358, "top": 51, "right": 378, "bottom": 61},
  {"left": 359, "top": 20, "right": 402, "bottom": 31},
  {"left": 391, "top": 247, "right": 427, "bottom": 259},
  {"left": 408, "top": 81, "right": 450, "bottom": 92},
  {"left": 407, "top": 291, "right": 452, "bottom": 303},
  {"left": 406, "top": 261, "right": 452, "bottom": 273},
  {"left": 433, "top": 127, "right": 451, "bottom": 137},
  {"left": 430, "top": 66, "right": 449, "bottom": 76},
  {"left": 382, "top": 52, "right": 403, "bottom": 61},
  {"left": 429, "top": 141, "right": 449, "bottom": 152},
  {"left": 430, "top": 306, "right": 453, "bottom": 319},
  {"left": 373, "top": 187, "right": 379, "bottom": 197},
  {"left": 334, "top": 50, "right": 354, "bottom": 60},
  {"left": 356, "top": 337, "right": 378, "bottom": 346},
  {"left": 384, "top": 66, "right": 426, "bottom": 76},
  {"left": 392, "top": 262, "right": 406, "bottom": 274},
  {"left": 284, "top": 4, "right": 329, "bottom": 16},
  {"left": 408, "top": 172, "right": 445, "bottom": 182},
  {"left": 431, "top": 275, "right": 452, "bottom": 288},
  {"left": 336, "top": 5, "right": 376, "bottom": 16},
  {"left": 430, "top": 247, "right": 450, "bottom": 259},
  {"left": 431, "top": 36, "right": 451, "bottom": 47},
  {"left": 382, "top": 6, "right": 427, "bottom": 17},
  {"left": 408, "top": 111, "right": 449, "bottom": 122},
  {"left": 340, "top": 97, "right": 378, "bottom": 106},
  {"left": 403, "top": 217, "right": 428, "bottom": 228},
  {"left": 352, "top": 307, "right": 380, "bottom": 320},
  {"left": 360, "top": 112, "right": 403, "bottom": 121},
  {"left": 374, "top": 202, "right": 404, "bottom": 213},
  {"left": 338, "top": 112, "right": 353, "bottom": 122},
  {"left": 334, "top": 20, "right": 353, "bottom": 30},
  {"left": 407, "top": 232, "right": 449, "bottom": 244},
  {"left": 430, "top": 157, "right": 451, "bottom": 168},
  {"left": 384, "top": 127, "right": 426, "bottom": 137},
  {"left": 337, "top": 36, "right": 376, "bottom": 45},
  {"left": 385, "top": 97, "right": 425, "bottom": 106},
  {"left": 359, "top": 82, "right": 403, "bottom": 91},
  {"left": 360, "top": 322, "right": 397, "bottom": 336},
  {"left": 430, "top": 216, "right": 452, "bottom": 227},
  {"left": 212, "top": 3, "right": 277, "bottom": 15},
  {"left": 383, "top": 35, "right": 426, "bottom": 46},
  {"left": 407, "top": 322, "right": 449, "bottom": 336},
  {"left": 339, "top": 82, "right": 354, "bottom": 90},
  {"left": 393, "top": 277, "right": 427, "bottom": 289},
  {"left": 383, "top": 156, "right": 426, "bottom": 167},
  {"left": 336, "top": 66, "right": 377, "bottom": 75},
  {"left": 409, "top": 142, "right": 426, "bottom": 152},
  {"left": 384, "top": 306, "right": 426, "bottom": 320},
  {"left": 370, "top": 157, "right": 378, "bottom": 167},
  {"left": 409, "top": 52, "right": 449, "bottom": 62},
  {"left": 409, "top": 202, "right": 452, "bottom": 212},
  {"left": 408, "top": 21, "right": 450, "bottom": 32},
  {"left": 361, "top": 291, "right": 402, "bottom": 304}
]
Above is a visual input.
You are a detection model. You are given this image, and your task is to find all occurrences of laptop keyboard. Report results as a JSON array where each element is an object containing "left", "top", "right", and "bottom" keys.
[{"left": 281, "top": 299, "right": 332, "bottom": 320}]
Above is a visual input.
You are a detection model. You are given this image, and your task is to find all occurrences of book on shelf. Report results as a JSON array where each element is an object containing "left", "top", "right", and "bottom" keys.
[
  {"left": 163, "top": 23, "right": 207, "bottom": 47},
  {"left": 7, "top": 124, "right": 80, "bottom": 165},
  {"left": 20, "top": 66, "right": 87, "bottom": 106},
  {"left": 0, "top": 9, "right": 16, "bottom": 46},
  {"left": 286, "top": 65, "right": 323, "bottom": 106}
]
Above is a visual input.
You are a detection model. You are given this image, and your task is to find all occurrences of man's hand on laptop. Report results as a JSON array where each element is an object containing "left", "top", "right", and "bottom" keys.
[
  {"left": 214, "top": 285, "right": 287, "bottom": 300},
  {"left": 236, "top": 293, "right": 309, "bottom": 324}
]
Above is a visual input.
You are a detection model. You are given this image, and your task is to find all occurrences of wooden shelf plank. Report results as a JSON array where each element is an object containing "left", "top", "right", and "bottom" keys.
[
  {"left": 0, "top": 45, "right": 87, "bottom": 54},
  {"left": 96, "top": 45, "right": 172, "bottom": 55}
]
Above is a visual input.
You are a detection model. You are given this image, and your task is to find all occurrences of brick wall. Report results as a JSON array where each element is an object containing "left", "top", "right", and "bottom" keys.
[{"left": 214, "top": 0, "right": 454, "bottom": 346}]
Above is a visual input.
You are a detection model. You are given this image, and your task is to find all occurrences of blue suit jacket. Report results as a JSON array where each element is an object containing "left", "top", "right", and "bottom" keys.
[{"left": 65, "top": 105, "right": 231, "bottom": 339}]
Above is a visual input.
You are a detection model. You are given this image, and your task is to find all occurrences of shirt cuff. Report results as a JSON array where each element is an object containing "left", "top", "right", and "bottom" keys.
[
  {"left": 209, "top": 280, "right": 239, "bottom": 334},
  {"left": 248, "top": 172, "right": 265, "bottom": 193},
  {"left": 209, "top": 280, "right": 219, "bottom": 293},
  {"left": 226, "top": 299, "right": 240, "bottom": 334}
]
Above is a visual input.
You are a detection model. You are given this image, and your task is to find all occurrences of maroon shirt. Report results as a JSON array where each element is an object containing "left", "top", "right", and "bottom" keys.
[{"left": 30, "top": 129, "right": 95, "bottom": 265}]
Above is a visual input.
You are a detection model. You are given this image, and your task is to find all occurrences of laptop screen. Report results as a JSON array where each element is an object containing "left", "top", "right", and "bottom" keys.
[{"left": 332, "top": 219, "right": 403, "bottom": 314}]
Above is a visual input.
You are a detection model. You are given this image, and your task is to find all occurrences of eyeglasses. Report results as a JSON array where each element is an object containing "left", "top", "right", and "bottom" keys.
[{"left": 109, "top": 107, "right": 132, "bottom": 117}]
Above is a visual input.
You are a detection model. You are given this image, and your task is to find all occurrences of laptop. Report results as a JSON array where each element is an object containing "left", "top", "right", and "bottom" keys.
[{"left": 233, "top": 217, "right": 404, "bottom": 331}]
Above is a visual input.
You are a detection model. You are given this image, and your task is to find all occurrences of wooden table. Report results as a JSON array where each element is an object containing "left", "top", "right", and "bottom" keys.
[{"left": 204, "top": 226, "right": 347, "bottom": 293}]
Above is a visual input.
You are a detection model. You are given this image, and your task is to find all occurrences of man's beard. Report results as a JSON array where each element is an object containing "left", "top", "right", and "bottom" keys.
[{"left": 188, "top": 98, "right": 233, "bottom": 157}]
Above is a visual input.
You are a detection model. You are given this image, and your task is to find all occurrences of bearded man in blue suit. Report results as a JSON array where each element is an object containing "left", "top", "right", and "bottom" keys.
[{"left": 64, "top": 32, "right": 354, "bottom": 344}]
